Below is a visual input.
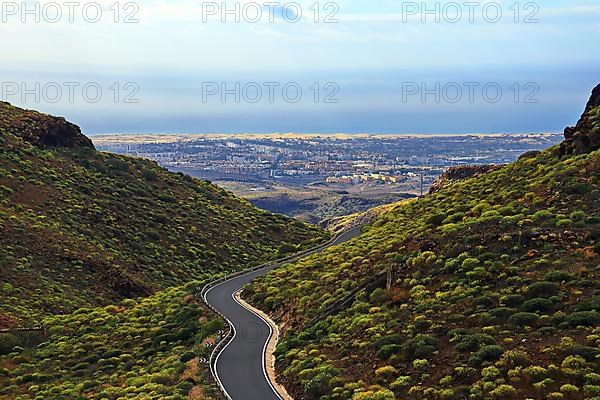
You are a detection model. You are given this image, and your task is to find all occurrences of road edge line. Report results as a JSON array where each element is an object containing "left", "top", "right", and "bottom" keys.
[
  {"left": 199, "top": 227, "right": 361, "bottom": 399},
  {"left": 204, "top": 281, "right": 236, "bottom": 400},
  {"left": 235, "top": 291, "right": 294, "bottom": 400}
]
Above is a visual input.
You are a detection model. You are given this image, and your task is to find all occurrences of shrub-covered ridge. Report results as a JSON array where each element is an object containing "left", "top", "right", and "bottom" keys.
[
  {"left": 0, "top": 283, "right": 220, "bottom": 399},
  {"left": 247, "top": 85, "right": 600, "bottom": 400},
  {"left": 0, "top": 102, "right": 325, "bottom": 327}
]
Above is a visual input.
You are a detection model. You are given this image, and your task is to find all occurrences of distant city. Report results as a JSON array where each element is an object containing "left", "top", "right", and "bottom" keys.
[{"left": 94, "top": 133, "right": 563, "bottom": 192}]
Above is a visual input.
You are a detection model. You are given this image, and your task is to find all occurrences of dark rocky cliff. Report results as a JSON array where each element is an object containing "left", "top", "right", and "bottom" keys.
[
  {"left": 560, "top": 84, "right": 600, "bottom": 156},
  {"left": 0, "top": 102, "right": 95, "bottom": 149}
]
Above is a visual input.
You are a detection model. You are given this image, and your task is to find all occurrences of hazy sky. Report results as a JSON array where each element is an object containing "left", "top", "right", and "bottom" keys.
[{"left": 1, "top": 0, "right": 599, "bottom": 134}]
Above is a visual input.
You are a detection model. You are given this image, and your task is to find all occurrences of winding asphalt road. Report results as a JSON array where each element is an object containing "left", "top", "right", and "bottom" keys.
[{"left": 204, "top": 228, "right": 361, "bottom": 400}]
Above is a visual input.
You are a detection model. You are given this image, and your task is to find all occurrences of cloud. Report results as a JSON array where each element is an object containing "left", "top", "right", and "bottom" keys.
[{"left": 0, "top": 0, "right": 598, "bottom": 133}]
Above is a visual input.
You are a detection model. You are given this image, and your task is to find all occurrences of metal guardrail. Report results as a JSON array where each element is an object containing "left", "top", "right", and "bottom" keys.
[{"left": 195, "top": 231, "right": 351, "bottom": 400}]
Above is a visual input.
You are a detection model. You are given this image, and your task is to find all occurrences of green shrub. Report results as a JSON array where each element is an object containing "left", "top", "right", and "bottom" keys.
[
  {"left": 142, "top": 169, "right": 158, "bottom": 181},
  {"left": 461, "top": 258, "right": 481, "bottom": 271},
  {"left": 376, "top": 344, "right": 402, "bottom": 360},
  {"left": 533, "top": 210, "right": 553, "bottom": 221},
  {"left": 563, "top": 345, "right": 600, "bottom": 361},
  {"left": 71, "top": 362, "right": 90, "bottom": 371},
  {"left": 573, "top": 296, "right": 600, "bottom": 312},
  {"left": 501, "top": 349, "right": 532, "bottom": 367},
  {"left": 179, "top": 351, "right": 196, "bottom": 363},
  {"left": 278, "top": 242, "right": 298, "bottom": 256},
  {"left": 146, "top": 230, "right": 161, "bottom": 241},
  {"left": 584, "top": 385, "right": 600, "bottom": 397},
  {"left": 556, "top": 219, "right": 573, "bottom": 228},
  {"left": 427, "top": 213, "right": 447, "bottom": 226},
  {"left": 585, "top": 373, "right": 600, "bottom": 385},
  {"left": 538, "top": 326, "right": 557, "bottom": 335},
  {"left": 455, "top": 334, "right": 495, "bottom": 353},
  {"left": 469, "top": 345, "right": 504, "bottom": 366},
  {"left": 304, "top": 367, "right": 340, "bottom": 397},
  {"left": 565, "top": 182, "right": 591, "bottom": 195},
  {"left": 508, "top": 312, "right": 540, "bottom": 327},
  {"left": 403, "top": 334, "right": 439, "bottom": 360},
  {"left": 414, "top": 319, "right": 432, "bottom": 333},
  {"left": 389, "top": 375, "right": 411, "bottom": 391},
  {"left": 374, "top": 334, "right": 403, "bottom": 350},
  {"left": 369, "top": 288, "right": 389, "bottom": 305},
  {"left": 520, "top": 298, "right": 554, "bottom": 313},
  {"left": 560, "top": 384, "right": 580, "bottom": 394},
  {"left": 352, "top": 389, "right": 395, "bottom": 400},
  {"left": 570, "top": 210, "right": 586, "bottom": 221},
  {"left": 527, "top": 282, "right": 559, "bottom": 298},
  {"left": 150, "top": 372, "right": 172, "bottom": 385},
  {"left": 489, "top": 384, "right": 518, "bottom": 398},
  {"left": 523, "top": 365, "right": 548, "bottom": 380},
  {"left": 177, "top": 381, "right": 194, "bottom": 395},
  {"left": 545, "top": 271, "right": 574, "bottom": 283},
  {"left": 489, "top": 307, "right": 517, "bottom": 320},
  {"left": 500, "top": 294, "right": 525, "bottom": 307},
  {"left": 563, "top": 311, "right": 600, "bottom": 327},
  {"left": 375, "top": 365, "right": 397, "bottom": 381},
  {"left": 473, "top": 295, "right": 495, "bottom": 307}
]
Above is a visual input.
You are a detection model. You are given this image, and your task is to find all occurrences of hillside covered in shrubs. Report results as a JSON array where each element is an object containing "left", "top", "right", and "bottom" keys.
[
  {"left": 0, "top": 103, "right": 327, "bottom": 399},
  {"left": 0, "top": 102, "right": 325, "bottom": 328},
  {"left": 247, "top": 85, "right": 600, "bottom": 400},
  {"left": 0, "top": 283, "right": 220, "bottom": 399}
]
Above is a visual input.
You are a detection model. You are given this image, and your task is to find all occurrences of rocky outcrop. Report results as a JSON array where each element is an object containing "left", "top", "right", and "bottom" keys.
[
  {"left": 560, "top": 84, "right": 600, "bottom": 157},
  {"left": 0, "top": 101, "right": 94, "bottom": 149},
  {"left": 429, "top": 165, "right": 504, "bottom": 194}
]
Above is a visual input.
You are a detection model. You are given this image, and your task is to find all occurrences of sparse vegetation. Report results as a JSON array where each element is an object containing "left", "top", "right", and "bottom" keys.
[
  {"left": 0, "top": 283, "right": 219, "bottom": 399},
  {"left": 0, "top": 102, "right": 325, "bottom": 327},
  {"left": 0, "top": 102, "right": 326, "bottom": 399},
  {"left": 247, "top": 91, "right": 600, "bottom": 399}
]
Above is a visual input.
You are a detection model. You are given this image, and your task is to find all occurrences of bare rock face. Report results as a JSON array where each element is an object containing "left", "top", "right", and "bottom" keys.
[
  {"left": 0, "top": 101, "right": 95, "bottom": 149},
  {"left": 560, "top": 84, "right": 600, "bottom": 157},
  {"left": 429, "top": 165, "right": 504, "bottom": 194}
]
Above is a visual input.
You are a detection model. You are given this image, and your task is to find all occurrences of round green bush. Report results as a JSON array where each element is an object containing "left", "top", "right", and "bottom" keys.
[
  {"left": 584, "top": 385, "right": 600, "bottom": 397},
  {"left": 455, "top": 334, "right": 495, "bottom": 353},
  {"left": 376, "top": 344, "right": 402, "bottom": 360},
  {"left": 179, "top": 351, "right": 196, "bottom": 363},
  {"left": 402, "top": 334, "right": 439, "bottom": 360},
  {"left": 508, "top": 312, "right": 540, "bottom": 327},
  {"left": 563, "top": 311, "right": 600, "bottom": 328},
  {"left": 545, "top": 271, "right": 574, "bottom": 283},
  {"left": 501, "top": 294, "right": 525, "bottom": 307},
  {"left": 469, "top": 345, "right": 504, "bottom": 366},
  {"left": 527, "top": 282, "right": 559, "bottom": 298},
  {"left": 489, "top": 307, "right": 517, "bottom": 320},
  {"left": 520, "top": 298, "right": 554, "bottom": 313},
  {"left": 556, "top": 219, "right": 573, "bottom": 228}
]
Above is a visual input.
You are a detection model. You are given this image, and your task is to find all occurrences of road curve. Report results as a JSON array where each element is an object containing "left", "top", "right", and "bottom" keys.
[{"left": 204, "top": 228, "right": 361, "bottom": 400}]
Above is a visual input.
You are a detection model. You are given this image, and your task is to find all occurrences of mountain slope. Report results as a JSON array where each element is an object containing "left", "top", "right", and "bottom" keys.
[
  {"left": 1, "top": 283, "right": 220, "bottom": 400},
  {"left": 247, "top": 85, "right": 600, "bottom": 400},
  {"left": 0, "top": 103, "right": 326, "bottom": 328}
]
